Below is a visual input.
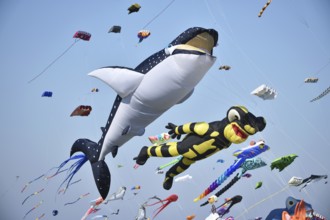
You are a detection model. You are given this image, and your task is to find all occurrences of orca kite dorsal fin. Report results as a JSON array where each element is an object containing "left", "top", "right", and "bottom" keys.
[{"left": 88, "top": 67, "right": 144, "bottom": 98}]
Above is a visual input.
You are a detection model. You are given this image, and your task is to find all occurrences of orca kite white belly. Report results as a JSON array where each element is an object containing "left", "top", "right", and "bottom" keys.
[{"left": 99, "top": 53, "right": 216, "bottom": 160}]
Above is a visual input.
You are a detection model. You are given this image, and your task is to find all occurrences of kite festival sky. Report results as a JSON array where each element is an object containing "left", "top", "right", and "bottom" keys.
[{"left": 0, "top": 0, "right": 329, "bottom": 219}]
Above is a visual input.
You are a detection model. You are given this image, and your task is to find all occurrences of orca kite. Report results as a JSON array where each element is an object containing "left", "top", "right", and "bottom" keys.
[{"left": 69, "top": 27, "right": 219, "bottom": 199}]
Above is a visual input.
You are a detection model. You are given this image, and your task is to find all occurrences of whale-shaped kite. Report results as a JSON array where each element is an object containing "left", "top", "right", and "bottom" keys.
[{"left": 67, "top": 27, "right": 219, "bottom": 199}]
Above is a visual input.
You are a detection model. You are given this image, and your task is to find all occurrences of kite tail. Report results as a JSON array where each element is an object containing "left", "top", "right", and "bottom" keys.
[
  {"left": 194, "top": 158, "right": 245, "bottom": 202},
  {"left": 70, "top": 138, "right": 111, "bottom": 199},
  {"left": 200, "top": 173, "right": 241, "bottom": 207},
  {"left": 57, "top": 155, "right": 87, "bottom": 193}
]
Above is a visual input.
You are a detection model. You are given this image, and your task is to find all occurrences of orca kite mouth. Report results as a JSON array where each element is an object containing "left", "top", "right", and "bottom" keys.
[{"left": 169, "top": 27, "right": 218, "bottom": 55}]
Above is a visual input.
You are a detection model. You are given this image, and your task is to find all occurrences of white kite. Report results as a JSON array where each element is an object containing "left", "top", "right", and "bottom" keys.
[{"left": 251, "top": 84, "right": 277, "bottom": 100}]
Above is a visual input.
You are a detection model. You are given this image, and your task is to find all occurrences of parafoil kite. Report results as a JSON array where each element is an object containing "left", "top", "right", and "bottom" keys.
[
  {"left": 128, "top": 3, "right": 141, "bottom": 14},
  {"left": 108, "top": 26, "right": 121, "bottom": 33},
  {"left": 255, "top": 181, "right": 262, "bottom": 189},
  {"left": 219, "top": 65, "right": 231, "bottom": 70},
  {"left": 310, "top": 86, "right": 330, "bottom": 102},
  {"left": 258, "top": 0, "right": 272, "bottom": 17},
  {"left": 200, "top": 157, "right": 267, "bottom": 207},
  {"left": 193, "top": 141, "right": 269, "bottom": 202},
  {"left": 288, "top": 174, "right": 327, "bottom": 191},
  {"left": 270, "top": 154, "right": 298, "bottom": 172},
  {"left": 148, "top": 133, "right": 171, "bottom": 145},
  {"left": 304, "top": 77, "right": 318, "bottom": 83},
  {"left": 251, "top": 84, "right": 277, "bottom": 100},
  {"left": 41, "top": 91, "right": 53, "bottom": 97},
  {"left": 135, "top": 106, "right": 266, "bottom": 192},
  {"left": 137, "top": 30, "right": 151, "bottom": 44},
  {"left": 66, "top": 27, "right": 219, "bottom": 199},
  {"left": 28, "top": 30, "right": 91, "bottom": 83},
  {"left": 70, "top": 105, "right": 92, "bottom": 117}
]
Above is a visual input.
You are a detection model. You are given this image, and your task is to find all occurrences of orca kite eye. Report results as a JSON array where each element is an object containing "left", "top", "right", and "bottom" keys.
[{"left": 228, "top": 109, "right": 240, "bottom": 122}]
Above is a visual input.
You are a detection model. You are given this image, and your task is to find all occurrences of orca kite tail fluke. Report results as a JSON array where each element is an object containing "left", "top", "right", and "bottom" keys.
[{"left": 70, "top": 138, "right": 111, "bottom": 200}]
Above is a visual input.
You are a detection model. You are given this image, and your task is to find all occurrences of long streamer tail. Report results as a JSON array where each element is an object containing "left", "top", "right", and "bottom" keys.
[{"left": 70, "top": 138, "right": 111, "bottom": 199}]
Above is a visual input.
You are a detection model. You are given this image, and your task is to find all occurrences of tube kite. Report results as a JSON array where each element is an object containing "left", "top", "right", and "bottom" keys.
[
  {"left": 258, "top": 0, "right": 272, "bottom": 17},
  {"left": 310, "top": 86, "right": 330, "bottom": 102},
  {"left": 193, "top": 141, "right": 269, "bottom": 202}
]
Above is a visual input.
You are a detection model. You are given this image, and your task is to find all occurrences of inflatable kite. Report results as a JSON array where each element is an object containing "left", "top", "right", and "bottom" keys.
[
  {"left": 310, "top": 86, "right": 330, "bottom": 102},
  {"left": 270, "top": 154, "right": 298, "bottom": 172},
  {"left": 135, "top": 196, "right": 163, "bottom": 220},
  {"left": 251, "top": 84, "right": 277, "bottom": 100},
  {"left": 41, "top": 91, "right": 53, "bottom": 97},
  {"left": 91, "top": 88, "right": 99, "bottom": 92},
  {"left": 304, "top": 77, "right": 318, "bottom": 83},
  {"left": 65, "top": 27, "right": 219, "bottom": 199},
  {"left": 193, "top": 140, "right": 269, "bottom": 202},
  {"left": 52, "top": 210, "right": 58, "bottom": 216},
  {"left": 146, "top": 194, "right": 178, "bottom": 219},
  {"left": 128, "top": 3, "right": 141, "bottom": 14},
  {"left": 28, "top": 30, "right": 91, "bottom": 83},
  {"left": 70, "top": 105, "right": 92, "bottom": 116},
  {"left": 81, "top": 196, "right": 104, "bottom": 220},
  {"left": 108, "top": 26, "right": 121, "bottom": 33},
  {"left": 288, "top": 174, "right": 327, "bottom": 191},
  {"left": 265, "top": 196, "right": 326, "bottom": 220},
  {"left": 174, "top": 174, "right": 192, "bottom": 182},
  {"left": 135, "top": 107, "right": 266, "bottom": 192},
  {"left": 104, "top": 186, "right": 126, "bottom": 203}
]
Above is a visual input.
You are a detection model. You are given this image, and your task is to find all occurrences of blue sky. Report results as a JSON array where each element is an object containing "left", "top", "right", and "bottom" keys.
[{"left": 0, "top": 0, "right": 329, "bottom": 219}]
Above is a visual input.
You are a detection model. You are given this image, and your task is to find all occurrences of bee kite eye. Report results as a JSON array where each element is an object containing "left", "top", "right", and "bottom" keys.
[{"left": 228, "top": 109, "right": 240, "bottom": 122}]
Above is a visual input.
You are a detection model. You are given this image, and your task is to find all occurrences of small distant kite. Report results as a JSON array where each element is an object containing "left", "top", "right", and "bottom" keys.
[
  {"left": 255, "top": 181, "right": 262, "bottom": 189},
  {"left": 148, "top": 133, "right": 171, "bottom": 145},
  {"left": 174, "top": 174, "right": 192, "bottom": 182},
  {"left": 270, "top": 154, "right": 298, "bottom": 172},
  {"left": 219, "top": 65, "right": 231, "bottom": 70},
  {"left": 52, "top": 210, "right": 58, "bottom": 216},
  {"left": 131, "top": 185, "right": 141, "bottom": 190},
  {"left": 186, "top": 214, "right": 196, "bottom": 220},
  {"left": 70, "top": 105, "right": 92, "bottom": 116},
  {"left": 258, "top": 0, "right": 272, "bottom": 17},
  {"left": 251, "top": 84, "right": 277, "bottom": 100},
  {"left": 104, "top": 186, "right": 126, "bottom": 203},
  {"left": 91, "top": 88, "right": 99, "bottom": 92},
  {"left": 128, "top": 3, "right": 141, "bottom": 14},
  {"left": 288, "top": 174, "right": 327, "bottom": 191},
  {"left": 304, "top": 77, "right": 318, "bottom": 83},
  {"left": 108, "top": 26, "right": 121, "bottom": 33},
  {"left": 310, "top": 86, "right": 330, "bottom": 102},
  {"left": 92, "top": 215, "right": 108, "bottom": 220},
  {"left": 28, "top": 30, "right": 91, "bottom": 83},
  {"left": 137, "top": 30, "right": 151, "bottom": 44},
  {"left": 41, "top": 91, "right": 53, "bottom": 97}
]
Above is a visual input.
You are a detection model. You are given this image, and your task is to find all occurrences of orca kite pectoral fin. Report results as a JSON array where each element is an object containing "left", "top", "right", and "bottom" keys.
[
  {"left": 70, "top": 138, "right": 111, "bottom": 199},
  {"left": 111, "top": 146, "right": 118, "bottom": 158}
]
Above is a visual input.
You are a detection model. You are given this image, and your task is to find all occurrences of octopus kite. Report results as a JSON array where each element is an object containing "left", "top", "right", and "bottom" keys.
[
  {"left": 146, "top": 194, "right": 178, "bottom": 219},
  {"left": 134, "top": 106, "right": 266, "bottom": 190}
]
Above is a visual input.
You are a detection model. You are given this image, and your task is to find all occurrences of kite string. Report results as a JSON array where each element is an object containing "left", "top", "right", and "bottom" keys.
[
  {"left": 141, "top": 0, "right": 176, "bottom": 29},
  {"left": 28, "top": 39, "right": 79, "bottom": 83},
  {"left": 235, "top": 185, "right": 289, "bottom": 219}
]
